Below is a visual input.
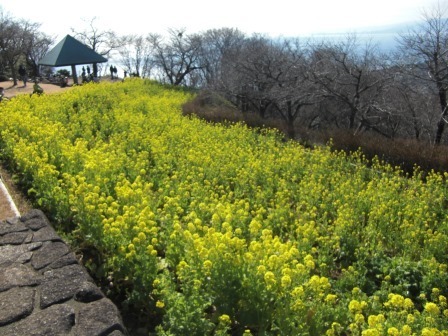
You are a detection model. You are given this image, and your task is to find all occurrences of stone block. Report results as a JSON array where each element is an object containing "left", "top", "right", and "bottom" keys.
[
  {"left": 74, "top": 298, "right": 125, "bottom": 336},
  {"left": 0, "top": 287, "right": 34, "bottom": 326},
  {"left": 0, "top": 242, "right": 43, "bottom": 267},
  {"left": 1, "top": 303, "right": 75, "bottom": 336},
  {"left": 74, "top": 281, "right": 105, "bottom": 303},
  {"left": 0, "top": 264, "right": 42, "bottom": 292},
  {"left": 40, "top": 264, "right": 93, "bottom": 308},
  {"left": 32, "top": 226, "right": 61, "bottom": 242},
  {"left": 0, "top": 232, "right": 29, "bottom": 245},
  {"left": 31, "top": 241, "right": 70, "bottom": 270}
]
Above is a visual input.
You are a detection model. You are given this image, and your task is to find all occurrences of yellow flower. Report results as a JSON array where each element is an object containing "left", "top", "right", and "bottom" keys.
[
  {"left": 401, "top": 325, "right": 412, "bottom": 335},
  {"left": 304, "top": 254, "right": 315, "bottom": 270},
  {"left": 387, "top": 327, "right": 399, "bottom": 336},
  {"left": 355, "top": 313, "right": 365, "bottom": 324},
  {"left": 178, "top": 260, "right": 188, "bottom": 270},
  {"left": 352, "top": 287, "right": 362, "bottom": 295},
  {"left": 325, "top": 294, "right": 337, "bottom": 304},
  {"left": 367, "top": 314, "right": 385, "bottom": 328},
  {"left": 193, "top": 279, "right": 202, "bottom": 289},
  {"left": 203, "top": 260, "right": 213, "bottom": 269},
  {"left": 385, "top": 293, "right": 407, "bottom": 310},
  {"left": 218, "top": 314, "right": 231, "bottom": 325},
  {"left": 404, "top": 298, "right": 414, "bottom": 310},
  {"left": 111, "top": 227, "right": 121, "bottom": 236},
  {"left": 264, "top": 271, "right": 276, "bottom": 287},
  {"left": 292, "top": 286, "right": 304, "bottom": 298},
  {"left": 329, "top": 322, "right": 342, "bottom": 335},
  {"left": 349, "top": 300, "right": 365, "bottom": 314},
  {"left": 424, "top": 302, "right": 440, "bottom": 316},
  {"left": 362, "top": 329, "right": 381, "bottom": 336},
  {"left": 406, "top": 313, "right": 415, "bottom": 324},
  {"left": 421, "top": 327, "right": 443, "bottom": 336},
  {"left": 281, "top": 275, "right": 291, "bottom": 288},
  {"left": 138, "top": 232, "right": 146, "bottom": 241},
  {"left": 432, "top": 288, "right": 440, "bottom": 296},
  {"left": 156, "top": 300, "right": 165, "bottom": 308}
]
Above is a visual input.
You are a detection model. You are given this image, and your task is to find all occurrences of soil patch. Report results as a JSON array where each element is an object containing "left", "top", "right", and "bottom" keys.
[{"left": 1, "top": 79, "right": 73, "bottom": 99}]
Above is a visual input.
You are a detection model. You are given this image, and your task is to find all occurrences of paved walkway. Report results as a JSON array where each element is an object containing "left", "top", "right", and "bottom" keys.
[{"left": 0, "top": 209, "right": 128, "bottom": 335}]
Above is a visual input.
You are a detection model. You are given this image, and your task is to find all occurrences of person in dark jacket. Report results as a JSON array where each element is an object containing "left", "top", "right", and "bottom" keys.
[{"left": 18, "top": 65, "right": 27, "bottom": 87}]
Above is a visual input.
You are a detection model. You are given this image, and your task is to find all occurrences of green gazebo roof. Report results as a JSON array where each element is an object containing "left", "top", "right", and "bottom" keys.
[{"left": 39, "top": 34, "right": 107, "bottom": 66}]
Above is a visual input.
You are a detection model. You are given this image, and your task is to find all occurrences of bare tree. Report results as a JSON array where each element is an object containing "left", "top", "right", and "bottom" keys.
[
  {"left": 0, "top": 9, "right": 40, "bottom": 85},
  {"left": 384, "top": 70, "right": 438, "bottom": 141},
  {"left": 26, "top": 32, "right": 53, "bottom": 78},
  {"left": 225, "top": 34, "right": 278, "bottom": 118},
  {"left": 149, "top": 29, "right": 203, "bottom": 86},
  {"left": 117, "top": 34, "right": 153, "bottom": 78},
  {"left": 71, "top": 17, "right": 120, "bottom": 77},
  {"left": 397, "top": 3, "right": 448, "bottom": 144},
  {"left": 267, "top": 39, "right": 320, "bottom": 138},
  {"left": 218, "top": 35, "right": 320, "bottom": 137},
  {"left": 309, "top": 35, "right": 392, "bottom": 136},
  {"left": 0, "top": 9, "right": 18, "bottom": 80},
  {"left": 198, "top": 28, "right": 246, "bottom": 88}
]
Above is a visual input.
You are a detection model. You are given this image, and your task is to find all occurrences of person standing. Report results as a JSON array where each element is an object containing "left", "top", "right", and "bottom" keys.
[
  {"left": 18, "top": 65, "right": 27, "bottom": 87},
  {"left": 81, "top": 67, "right": 87, "bottom": 83}
]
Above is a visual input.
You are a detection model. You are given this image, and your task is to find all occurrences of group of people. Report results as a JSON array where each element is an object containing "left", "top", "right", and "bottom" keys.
[
  {"left": 110, "top": 65, "right": 118, "bottom": 79},
  {"left": 4, "top": 64, "right": 43, "bottom": 97},
  {"left": 14, "top": 63, "right": 123, "bottom": 93},
  {"left": 81, "top": 65, "right": 94, "bottom": 83}
]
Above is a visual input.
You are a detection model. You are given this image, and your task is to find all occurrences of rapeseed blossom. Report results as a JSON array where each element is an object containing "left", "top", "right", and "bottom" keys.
[{"left": 1, "top": 79, "right": 447, "bottom": 334}]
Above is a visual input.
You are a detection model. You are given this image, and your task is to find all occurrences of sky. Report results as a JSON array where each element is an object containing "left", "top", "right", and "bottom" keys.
[{"left": 0, "top": 0, "right": 438, "bottom": 41}]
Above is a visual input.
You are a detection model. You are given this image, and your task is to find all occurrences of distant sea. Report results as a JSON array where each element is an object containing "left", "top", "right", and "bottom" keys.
[{"left": 300, "top": 21, "right": 419, "bottom": 54}]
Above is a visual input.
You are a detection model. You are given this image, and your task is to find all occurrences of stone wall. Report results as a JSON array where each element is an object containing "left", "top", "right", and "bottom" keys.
[{"left": 0, "top": 209, "right": 128, "bottom": 335}]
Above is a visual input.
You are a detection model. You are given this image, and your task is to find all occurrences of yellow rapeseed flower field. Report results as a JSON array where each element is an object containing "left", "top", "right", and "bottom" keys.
[{"left": 0, "top": 79, "right": 447, "bottom": 335}]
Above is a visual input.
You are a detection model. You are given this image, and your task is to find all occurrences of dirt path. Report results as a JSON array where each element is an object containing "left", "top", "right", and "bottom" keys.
[
  {"left": 1, "top": 79, "right": 73, "bottom": 99},
  {"left": 0, "top": 166, "right": 32, "bottom": 221}
]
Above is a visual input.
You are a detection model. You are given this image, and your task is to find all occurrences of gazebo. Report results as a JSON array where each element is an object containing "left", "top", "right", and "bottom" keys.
[{"left": 39, "top": 34, "right": 107, "bottom": 85}]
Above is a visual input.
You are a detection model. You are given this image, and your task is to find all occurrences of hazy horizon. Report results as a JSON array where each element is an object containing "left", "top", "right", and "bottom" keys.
[{"left": 0, "top": 0, "right": 435, "bottom": 40}]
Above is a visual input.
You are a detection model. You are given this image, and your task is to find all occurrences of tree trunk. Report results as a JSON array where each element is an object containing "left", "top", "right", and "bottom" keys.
[
  {"left": 349, "top": 108, "right": 356, "bottom": 129},
  {"left": 9, "top": 61, "right": 18, "bottom": 86},
  {"left": 92, "top": 63, "right": 99, "bottom": 78},
  {"left": 71, "top": 65, "right": 78, "bottom": 85},
  {"left": 286, "top": 101, "right": 295, "bottom": 139},
  {"left": 435, "top": 86, "right": 448, "bottom": 144}
]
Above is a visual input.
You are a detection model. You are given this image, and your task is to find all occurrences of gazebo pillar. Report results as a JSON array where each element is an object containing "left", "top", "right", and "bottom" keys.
[{"left": 71, "top": 64, "right": 78, "bottom": 85}]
